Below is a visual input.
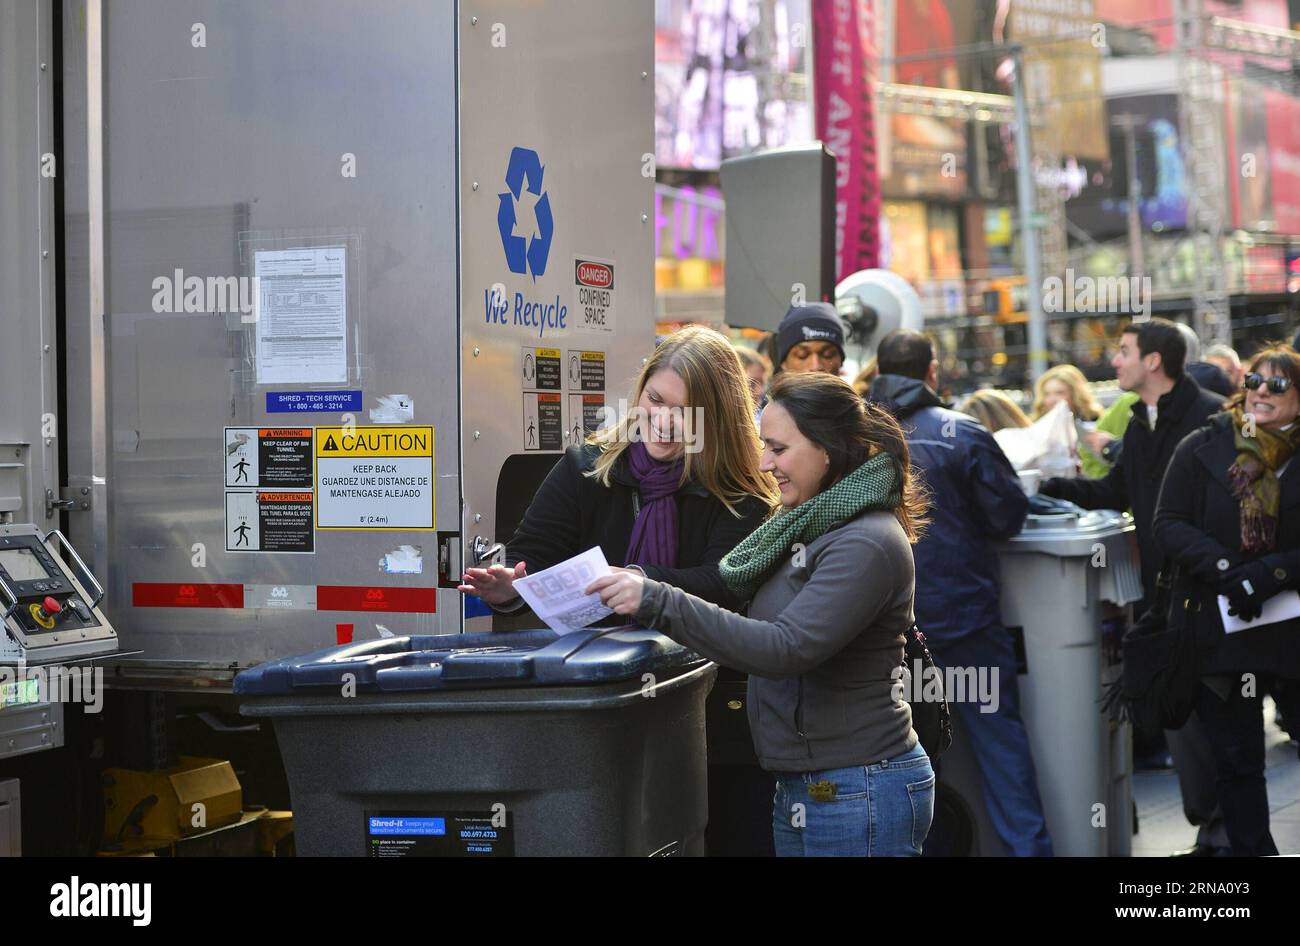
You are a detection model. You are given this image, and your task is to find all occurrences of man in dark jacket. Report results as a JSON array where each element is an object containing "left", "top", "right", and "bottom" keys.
[
  {"left": 868, "top": 330, "right": 1053, "bottom": 857},
  {"left": 1040, "top": 317, "right": 1228, "bottom": 856},
  {"left": 1041, "top": 319, "right": 1224, "bottom": 614}
]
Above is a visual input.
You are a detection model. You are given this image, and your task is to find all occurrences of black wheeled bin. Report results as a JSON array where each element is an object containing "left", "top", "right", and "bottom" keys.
[{"left": 234, "top": 626, "right": 716, "bottom": 856}]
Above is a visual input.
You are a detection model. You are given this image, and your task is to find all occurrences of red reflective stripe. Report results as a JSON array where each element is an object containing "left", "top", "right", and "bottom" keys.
[
  {"left": 132, "top": 583, "right": 245, "bottom": 608},
  {"left": 316, "top": 586, "right": 438, "bottom": 613},
  {"left": 130, "top": 583, "right": 434, "bottom": 613}
]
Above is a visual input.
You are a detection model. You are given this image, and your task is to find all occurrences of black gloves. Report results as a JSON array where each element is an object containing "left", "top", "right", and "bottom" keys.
[{"left": 1220, "top": 558, "right": 1288, "bottom": 622}]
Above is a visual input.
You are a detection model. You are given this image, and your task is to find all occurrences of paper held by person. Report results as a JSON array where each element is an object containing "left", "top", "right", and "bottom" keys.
[
  {"left": 1217, "top": 590, "right": 1300, "bottom": 635},
  {"left": 511, "top": 546, "right": 616, "bottom": 634}
]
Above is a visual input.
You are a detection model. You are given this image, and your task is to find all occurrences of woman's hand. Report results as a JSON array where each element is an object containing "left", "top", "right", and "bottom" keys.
[
  {"left": 1220, "top": 560, "right": 1284, "bottom": 621},
  {"left": 457, "top": 561, "right": 528, "bottom": 605},
  {"left": 586, "top": 571, "right": 645, "bottom": 617}
]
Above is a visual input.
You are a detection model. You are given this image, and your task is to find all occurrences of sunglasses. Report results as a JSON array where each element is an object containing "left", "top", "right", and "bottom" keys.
[{"left": 1244, "top": 372, "right": 1292, "bottom": 395}]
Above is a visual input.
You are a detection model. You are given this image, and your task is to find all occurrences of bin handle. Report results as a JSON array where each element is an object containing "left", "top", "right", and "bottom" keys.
[
  {"left": 42, "top": 529, "right": 105, "bottom": 609},
  {"left": 0, "top": 571, "right": 18, "bottom": 620}
]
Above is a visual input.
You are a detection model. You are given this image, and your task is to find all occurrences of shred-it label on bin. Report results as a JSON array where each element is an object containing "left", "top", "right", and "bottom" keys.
[
  {"left": 225, "top": 491, "right": 314, "bottom": 554},
  {"left": 315, "top": 426, "right": 435, "bottom": 530},
  {"left": 364, "top": 811, "right": 513, "bottom": 857}
]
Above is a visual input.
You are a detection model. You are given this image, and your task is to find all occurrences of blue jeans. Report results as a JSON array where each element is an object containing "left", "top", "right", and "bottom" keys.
[{"left": 771, "top": 742, "right": 935, "bottom": 857}]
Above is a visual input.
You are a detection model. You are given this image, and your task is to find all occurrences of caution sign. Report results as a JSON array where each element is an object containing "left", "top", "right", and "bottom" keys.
[
  {"left": 523, "top": 394, "right": 562, "bottom": 451},
  {"left": 522, "top": 347, "right": 562, "bottom": 390},
  {"left": 315, "top": 426, "right": 435, "bottom": 530},
  {"left": 566, "top": 350, "right": 606, "bottom": 391},
  {"left": 225, "top": 491, "right": 314, "bottom": 553},
  {"left": 568, "top": 394, "right": 606, "bottom": 444}
]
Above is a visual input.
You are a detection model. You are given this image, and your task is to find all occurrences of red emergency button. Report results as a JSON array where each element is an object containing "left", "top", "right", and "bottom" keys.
[{"left": 43, "top": 596, "right": 62, "bottom": 615}]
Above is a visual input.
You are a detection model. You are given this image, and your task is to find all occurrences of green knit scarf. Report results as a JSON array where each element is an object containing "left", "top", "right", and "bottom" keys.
[{"left": 719, "top": 453, "right": 900, "bottom": 598}]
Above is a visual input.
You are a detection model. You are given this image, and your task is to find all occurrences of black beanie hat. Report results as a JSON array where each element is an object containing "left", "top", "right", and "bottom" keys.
[{"left": 775, "top": 302, "right": 846, "bottom": 369}]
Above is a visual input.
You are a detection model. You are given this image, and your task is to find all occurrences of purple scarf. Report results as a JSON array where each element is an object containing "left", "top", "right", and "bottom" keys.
[{"left": 624, "top": 441, "right": 685, "bottom": 570}]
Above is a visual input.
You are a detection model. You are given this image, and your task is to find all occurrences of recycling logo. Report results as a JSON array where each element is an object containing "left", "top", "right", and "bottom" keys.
[{"left": 498, "top": 146, "right": 553, "bottom": 280}]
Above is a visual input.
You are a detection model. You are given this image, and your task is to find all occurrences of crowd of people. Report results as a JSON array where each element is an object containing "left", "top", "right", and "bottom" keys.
[{"left": 459, "top": 304, "right": 1300, "bottom": 859}]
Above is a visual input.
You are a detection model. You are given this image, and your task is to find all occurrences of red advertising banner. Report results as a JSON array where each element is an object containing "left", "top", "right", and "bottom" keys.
[
  {"left": 1266, "top": 89, "right": 1300, "bottom": 237},
  {"left": 812, "top": 0, "right": 880, "bottom": 278}
]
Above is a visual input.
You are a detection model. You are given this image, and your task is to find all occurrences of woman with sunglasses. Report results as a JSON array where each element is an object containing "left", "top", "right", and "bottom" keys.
[{"left": 1153, "top": 345, "right": 1300, "bottom": 855}]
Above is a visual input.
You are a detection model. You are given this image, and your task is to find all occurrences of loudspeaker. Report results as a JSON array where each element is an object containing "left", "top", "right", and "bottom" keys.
[
  {"left": 834, "top": 268, "right": 924, "bottom": 360},
  {"left": 720, "top": 144, "right": 837, "bottom": 332}
]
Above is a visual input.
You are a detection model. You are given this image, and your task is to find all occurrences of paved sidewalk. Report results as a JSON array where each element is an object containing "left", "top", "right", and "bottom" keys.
[{"left": 1131, "top": 697, "right": 1300, "bottom": 856}]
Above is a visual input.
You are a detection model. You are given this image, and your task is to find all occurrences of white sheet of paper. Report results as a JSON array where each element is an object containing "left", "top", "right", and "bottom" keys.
[
  {"left": 512, "top": 546, "right": 615, "bottom": 633},
  {"left": 254, "top": 246, "right": 348, "bottom": 384},
  {"left": 1217, "top": 590, "right": 1300, "bottom": 634}
]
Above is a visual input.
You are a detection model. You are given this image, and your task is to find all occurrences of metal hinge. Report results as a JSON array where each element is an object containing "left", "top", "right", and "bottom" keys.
[{"left": 46, "top": 486, "right": 92, "bottom": 519}]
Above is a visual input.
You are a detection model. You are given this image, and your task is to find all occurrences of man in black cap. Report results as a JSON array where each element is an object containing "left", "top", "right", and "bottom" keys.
[{"left": 769, "top": 302, "right": 847, "bottom": 377}]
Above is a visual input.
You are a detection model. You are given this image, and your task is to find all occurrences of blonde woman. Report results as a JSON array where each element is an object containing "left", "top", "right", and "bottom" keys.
[
  {"left": 958, "top": 389, "right": 1031, "bottom": 434},
  {"left": 733, "top": 344, "right": 772, "bottom": 405},
  {"left": 459, "top": 326, "right": 778, "bottom": 613},
  {"left": 1031, "top": 364, "right": 1102, "bottom": 422},
  {"left": 1032, "top": 364, "right": 1106, "bottom": 478}
]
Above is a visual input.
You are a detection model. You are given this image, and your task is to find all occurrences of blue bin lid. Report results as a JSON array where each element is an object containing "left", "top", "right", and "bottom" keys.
[{"left": 232, "top": 626, "right": 704, "bottom": 696}]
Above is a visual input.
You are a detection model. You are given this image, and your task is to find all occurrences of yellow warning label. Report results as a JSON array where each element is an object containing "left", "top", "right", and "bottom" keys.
[
  {"left": 535, "top": 347, "right": 561, "bottom": 359},
  {"left": 315, "top": 426, "right": 434, "bottom": 458}
]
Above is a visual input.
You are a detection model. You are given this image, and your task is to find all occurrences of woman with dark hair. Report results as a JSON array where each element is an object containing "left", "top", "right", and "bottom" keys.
[
  {"left": 589, "top": 371, "right": 933, "bottom": 856},
  {"left": 1153, "top": 344, "right": 1300, "bottom": 856}
]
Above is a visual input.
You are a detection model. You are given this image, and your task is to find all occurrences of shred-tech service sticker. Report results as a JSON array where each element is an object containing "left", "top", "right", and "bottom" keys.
[
  {"left": 574, "top": 257, "right": 615, "bottom": 333},
  {"left": 315, "top": 426, "right": 435, "bottom": 530}
]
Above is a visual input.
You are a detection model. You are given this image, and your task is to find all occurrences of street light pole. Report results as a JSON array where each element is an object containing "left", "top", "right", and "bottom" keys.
[
  {"left": 1112, "top": 113, "right": 1146, "bottom": 284},
  {"left": 1011, "top": 45, "right": 1048, "bottom": 383}
]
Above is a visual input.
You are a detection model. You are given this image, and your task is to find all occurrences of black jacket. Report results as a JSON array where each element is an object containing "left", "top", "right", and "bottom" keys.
[
  {"left": 1040, "top": 375, "right": 1224, "bottom": 610},
  {"left": 1152, "top": 413, "right": 1300, "bottom": 679},
  {"left": 867, "top": 374, "right": 1028, "bottom": 644},
  {"left": 501, "top": 445, "right": 770, "bottom": 613},
  {"left": 1187, "top": 361, "right": 1235, "bottom": 399}
]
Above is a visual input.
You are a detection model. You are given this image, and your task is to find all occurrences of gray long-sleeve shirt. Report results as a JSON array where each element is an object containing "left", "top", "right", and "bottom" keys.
[{"left": 636, "top": 509, "right": 919, "bottom": 772}]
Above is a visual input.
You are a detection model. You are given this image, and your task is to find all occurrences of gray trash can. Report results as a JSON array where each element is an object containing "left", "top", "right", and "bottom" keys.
[
  {"left": 937, "top": 508, "right": 1143, "bottom": 856},
  {"left": 235, "top": 626, "right": 716, "bottom": 857}
]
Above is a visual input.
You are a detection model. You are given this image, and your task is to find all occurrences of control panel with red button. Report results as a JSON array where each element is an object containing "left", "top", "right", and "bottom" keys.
[{"left": 0, "top": 525, "right": 117, "bottom": 662}]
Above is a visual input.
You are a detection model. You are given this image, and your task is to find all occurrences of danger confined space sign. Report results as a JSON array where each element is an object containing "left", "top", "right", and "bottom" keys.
[{"left": 315, "top": 426, "right": 435, "bottom": 530}]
